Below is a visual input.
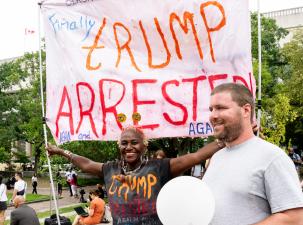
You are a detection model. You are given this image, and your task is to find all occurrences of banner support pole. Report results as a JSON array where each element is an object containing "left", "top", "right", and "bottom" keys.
[{"left": 38, "top": 2, "right": 61, "bottom": 225}]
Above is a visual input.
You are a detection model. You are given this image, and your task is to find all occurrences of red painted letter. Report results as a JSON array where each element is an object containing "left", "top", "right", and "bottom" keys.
[
  {"left": 132, "top": 79, "right": 159, "bottom": 130},
  {"left": 99, "top": 79, "right": 126, "bottom": 135},
  {"left": 76, "top": 82, "right": 99, "bottom": 138},
  {"left": 208, "top": 74, "right": 227, "bottom": 90},
  {"left": 162, "top": 80, "right": 188, "bottom": 125},
  {"left": 55, "top": 86, "right": 74, "bottom": 137},
  {"left": 182, "top": 75, "right": 207, "bottom": 121}
]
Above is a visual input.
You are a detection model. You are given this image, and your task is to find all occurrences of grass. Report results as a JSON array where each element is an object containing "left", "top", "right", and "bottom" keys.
[{"left": 6, "top": 193, "right": 50, "bottom": 203}]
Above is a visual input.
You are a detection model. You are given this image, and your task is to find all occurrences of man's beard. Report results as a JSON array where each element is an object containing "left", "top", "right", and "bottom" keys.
[{"left": 214, "top": 117, "right": 243, "bottom": 143}]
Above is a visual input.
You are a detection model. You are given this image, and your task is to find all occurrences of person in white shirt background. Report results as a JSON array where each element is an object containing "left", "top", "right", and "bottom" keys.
[
  {"left": 65, "top": 169, "right": 73, "bottom": 197},
  {"left": 11, "top": 172, "right": 27, "bottom": 202},
  {"left": 0, "top": 175, "right": 8, "bottom": 225}
]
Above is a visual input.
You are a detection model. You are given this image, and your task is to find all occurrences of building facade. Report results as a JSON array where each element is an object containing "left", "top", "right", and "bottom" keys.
[{"left": 263, "top": 7, "right": 303, "bottom": 45}]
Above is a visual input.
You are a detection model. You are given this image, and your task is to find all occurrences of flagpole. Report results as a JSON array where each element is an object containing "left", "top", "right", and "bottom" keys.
[
  {"left": 257, "top": 0, "right": 262, "bottom": 137},
  {"left": 37, "top": 2, "right": 61, "bottom": 225}
]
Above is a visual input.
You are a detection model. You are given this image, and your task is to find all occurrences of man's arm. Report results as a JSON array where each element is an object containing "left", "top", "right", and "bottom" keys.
[
  {"left": 253, "top": 208, "right": 303, "bottom": 225},
  {"left": 170, "top": 141, "right": 222, "bottom": 177},
  {"left": 46, "top": 144, "right": 103, "bottom": 177}
]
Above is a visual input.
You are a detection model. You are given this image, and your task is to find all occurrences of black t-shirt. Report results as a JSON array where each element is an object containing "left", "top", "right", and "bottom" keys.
[{"left": 102, "top": 159, "right": 171, "bottom": 225}]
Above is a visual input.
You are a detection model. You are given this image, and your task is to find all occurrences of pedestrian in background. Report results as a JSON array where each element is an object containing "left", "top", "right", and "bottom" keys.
[
  {"left": 70, "top": 173, "right": 78, "bottom": 198},
  {"left": 154, "top": 149, "right": 166, "bottom": 159},
  {"left": 11, "top": 172, "right": 27, "bottom": 202},
  {"left": 56, "top": 172, "right": 63, "bottom": 197},
  {"left": 0, "top": 175, "right": 8, "bottom": 225},
  {"left": 65, "top": 169, "right": 73, "bottom": 197},
  {"left": 31, "top": 173, "right": 38, "bottom": 194},
  {"left": 288, "top": 146, "right": 303, "bottom": 175}
]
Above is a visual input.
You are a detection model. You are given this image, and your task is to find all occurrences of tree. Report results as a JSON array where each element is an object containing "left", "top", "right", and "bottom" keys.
[
  {"left": 0, "top": 59, "right": 25, "bottom": 150},
  {"left": 251, "top": 13, "right": 289, "bottom": 95},
  {"left": 0, "top": 52, "right": 47, "bottom": 173},
  {"left": 61, "top": 140, "right": 119, "bottom": 163},
  {"left": 0, "top": 147, "right": 11, "bottom": 165},
  {"left": 281, "top": 30, "right": 303, "bottom": 149},
  {"left": 250, "top": 13, "right": 297, "bottom": 146},
  {"left": 261, "top": 94, "right": 297, "bottom": 146},
  {"left": 282, "top": 31, "right": 303, "bottom": 107}
]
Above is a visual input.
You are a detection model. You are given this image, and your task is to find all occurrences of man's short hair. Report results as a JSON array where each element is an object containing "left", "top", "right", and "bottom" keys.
[{"left": 211, "top": 83, "right": 255, "bottom": 122}]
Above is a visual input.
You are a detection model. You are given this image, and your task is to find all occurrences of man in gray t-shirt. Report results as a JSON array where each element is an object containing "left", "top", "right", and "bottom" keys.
[{"left": 204, "top": 83, "right": 303, "bottom": 225}]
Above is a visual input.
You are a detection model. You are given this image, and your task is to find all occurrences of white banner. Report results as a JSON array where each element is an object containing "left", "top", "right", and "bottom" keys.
[{"left": 42, "top": 0, "right": 255, "bottom": 144}]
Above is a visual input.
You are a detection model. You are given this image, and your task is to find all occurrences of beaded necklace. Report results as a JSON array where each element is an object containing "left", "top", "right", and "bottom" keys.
[{"left": 121, "top": 159, "right": 146, "bottom": 175}]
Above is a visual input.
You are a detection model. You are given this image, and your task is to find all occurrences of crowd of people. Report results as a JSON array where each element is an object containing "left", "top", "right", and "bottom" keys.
[{"left": 0, "top": 170, "right": 109, "bottom": 225}]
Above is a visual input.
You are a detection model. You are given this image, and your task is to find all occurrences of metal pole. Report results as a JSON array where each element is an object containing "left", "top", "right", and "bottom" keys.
[
  {"left": 38, "top": 2, "right": 61, "bottom": 224},
  {"left": 257, "top": 0, "right": 262, "bottom": 137}
]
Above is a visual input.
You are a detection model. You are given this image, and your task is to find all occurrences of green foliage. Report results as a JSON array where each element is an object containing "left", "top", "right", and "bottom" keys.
[
  {"left": 13, "top": 150, "right": 30, "bottom": 163},
  {"left": 148, "top": 137, "right": 205, "bottom": 157},
  {"left": 261, "top": 94, "right": 297, "bottom": 145},
  {"left": 0, "top": 60, "right": 25, "bottom": 150},
  {"left": 0, "top": 51, "right": 47, "bottom": 173},
  {"left": 0, "top": 147, "right": 11, "bottom": 164},
  {"left": 251, "top": 13, "right": 289, "bottom": 97},
  {"left": 61, "top": 140, "right": 119, "bottom": 163},
  {"left": 281, "top": 30, "right": 303, "bottom": 148},
  {"left": 77, "top": 177, "right": 101, "bottom": 186},
  {"left": 250, "top": 13, "right": 300, "bottom": 147},
  {"left": 252, "top": 60, "right": 273, "bottom": 96},
  {"left": 251, "top": 13, "right": 288, "bottom": 66},
  {"left": 282, "top": 30, "right": 303, "bottom": 107}
]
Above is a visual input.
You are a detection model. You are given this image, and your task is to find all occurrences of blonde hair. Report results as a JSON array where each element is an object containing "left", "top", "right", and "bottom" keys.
[{"left": 118, "top": 126, "right": 149, "bottom": 147}]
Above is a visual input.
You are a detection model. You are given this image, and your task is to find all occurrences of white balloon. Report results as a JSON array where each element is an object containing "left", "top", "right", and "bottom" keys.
[{"left": 156, "top": 176, "right": 215, "bottom": 225}]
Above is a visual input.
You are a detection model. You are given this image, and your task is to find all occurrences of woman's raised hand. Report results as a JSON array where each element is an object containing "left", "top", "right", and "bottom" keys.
[{"left": 46, "top": 143, "right": 63, "bottom": 156}]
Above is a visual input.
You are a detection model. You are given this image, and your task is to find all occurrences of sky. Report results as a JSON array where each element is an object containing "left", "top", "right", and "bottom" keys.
[{"left": 0, "top": 0, "right": 302, "bottom": 60}]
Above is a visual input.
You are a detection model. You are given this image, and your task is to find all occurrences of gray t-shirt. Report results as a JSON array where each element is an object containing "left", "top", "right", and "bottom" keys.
[{"left": 203, "top": 136, "right": 303, "bottom": 225}]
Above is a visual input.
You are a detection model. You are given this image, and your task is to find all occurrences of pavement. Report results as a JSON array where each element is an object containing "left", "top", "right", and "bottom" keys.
[{"left": 5, "top": 184, "right": 113, "bottom": 224}]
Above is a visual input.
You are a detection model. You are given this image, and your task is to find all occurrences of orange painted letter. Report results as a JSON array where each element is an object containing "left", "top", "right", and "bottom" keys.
[
  {"left": 139, "top": 18, "right": 171, "bottom": 69},
  {"left": 113, "top": 22, "right": 141, "bottom": 72},
  {"left": 82, "top": 18, "right": 106, "bottom": 70},
  {"left": 170, "top": 12, "right": 203, "bottom": 60},
  {"left": 200, "top": 1, "right": 226, "bottom": 63}
]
